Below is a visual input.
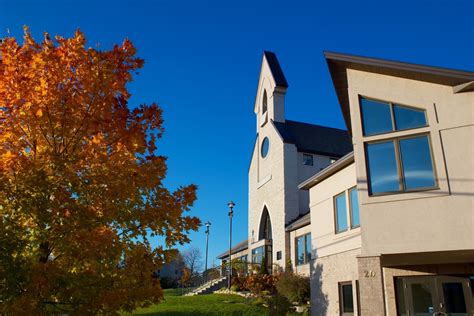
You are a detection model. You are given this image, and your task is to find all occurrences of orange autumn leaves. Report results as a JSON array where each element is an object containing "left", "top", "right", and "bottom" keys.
[{"left": 0, "top": 27, "right": 200, "bottom": 314}]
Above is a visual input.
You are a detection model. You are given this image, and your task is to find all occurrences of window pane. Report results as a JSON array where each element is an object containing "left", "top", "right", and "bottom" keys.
[
  {"left": 393, "top": 105, "right": 427, "bottom": 131},
  {"left": 252, "top": 246, "right": 263, "bottom": 264},
  {"left": 335, "top": 193, "right": 348, "bottom": 233},
  {"left": 399, "top": 136, "right": 436, "bottom": 190},
  {"left": 442, "top": 282, "right": 467, "bottom": 313},
  {"left": 366, "top": 141, "right": 401, "bottom": 194},
  {"left": 341, "top": 284, "right": 354, "bottom": 313},
  {"left": 361, "top": 98, "right": 393, "bottom": 136},
  {"left": 296, "top": 236, "right": 305, "bottom": 265},
  {"left": 349, "top": 188, "right": 360, "bottom": 228},
  {"left": 305, "top": 234, "right": 312, "bottom": 262}
]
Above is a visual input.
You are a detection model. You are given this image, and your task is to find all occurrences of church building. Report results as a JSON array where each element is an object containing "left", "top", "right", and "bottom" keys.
[{"left": 218, "top": 52, "right": 352, "bottom": 274}]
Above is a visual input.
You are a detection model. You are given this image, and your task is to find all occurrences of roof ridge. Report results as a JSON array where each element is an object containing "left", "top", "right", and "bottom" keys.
[{"left": 284, "top": 119, "right": 348, "bottom": 132}]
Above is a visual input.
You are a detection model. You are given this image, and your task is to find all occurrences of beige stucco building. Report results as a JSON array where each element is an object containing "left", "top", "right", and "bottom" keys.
[
  {"left": 218, "top": 51, "right": 473, "bottom": 315},
  {"left": 323, "top": 52, "right": 474, "bottom": 316}
]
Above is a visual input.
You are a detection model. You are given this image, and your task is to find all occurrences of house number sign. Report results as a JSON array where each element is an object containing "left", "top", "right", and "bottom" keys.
[{"left": 364, "top": 270, "right": 376, "bottom": 278}]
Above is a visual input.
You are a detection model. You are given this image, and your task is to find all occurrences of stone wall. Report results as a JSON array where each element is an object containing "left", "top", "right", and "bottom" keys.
[{"left": 310, "top": 248, "right": 361, "bottom": 316}]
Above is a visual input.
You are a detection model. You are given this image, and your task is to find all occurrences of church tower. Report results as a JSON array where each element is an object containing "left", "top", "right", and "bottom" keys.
[{"left": 247, "top": 51, "right": 352, "bottom": 272}]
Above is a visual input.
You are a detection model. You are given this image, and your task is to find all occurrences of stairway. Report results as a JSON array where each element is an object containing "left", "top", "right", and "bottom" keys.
[{"left": 184, "top": 276, "right": 228, "bottom": 296}]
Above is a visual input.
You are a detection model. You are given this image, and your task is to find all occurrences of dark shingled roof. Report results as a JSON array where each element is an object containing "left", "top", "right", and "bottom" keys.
[
  {"left": 273, "top": 120, "right": 352, "bottom": 157},
  {"left": 216, "top": 239, "right": 248, "bottom": 260},
  {"left": 285, "top": 211, "right": 311, "bottom": 232},
  {"left": 264, "top": 51, "right": 289, "bottom": 88}
]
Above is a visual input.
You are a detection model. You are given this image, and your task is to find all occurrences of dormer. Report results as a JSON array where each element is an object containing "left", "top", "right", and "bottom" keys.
[{"left": 254, "top": 51, "right": 288, "bottom": 131}]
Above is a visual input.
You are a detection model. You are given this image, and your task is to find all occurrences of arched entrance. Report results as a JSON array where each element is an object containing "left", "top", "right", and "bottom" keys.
[{"left": 251, "top": 207, "right": 273, "bottom": 273}]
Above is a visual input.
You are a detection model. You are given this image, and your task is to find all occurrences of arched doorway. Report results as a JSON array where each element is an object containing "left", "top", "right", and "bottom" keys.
[{"left": 252, "top": 207, "right": 273, "bottom": 273}]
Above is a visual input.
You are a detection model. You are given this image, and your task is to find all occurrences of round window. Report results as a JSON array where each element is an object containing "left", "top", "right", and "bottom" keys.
[{"left": 261, "top": 137, "right": 269, "bottom": 158}]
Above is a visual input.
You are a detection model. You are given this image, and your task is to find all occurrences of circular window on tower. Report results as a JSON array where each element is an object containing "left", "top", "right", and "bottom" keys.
[{"left": 261, "top": 137, "right": 270, "bottom": 158}]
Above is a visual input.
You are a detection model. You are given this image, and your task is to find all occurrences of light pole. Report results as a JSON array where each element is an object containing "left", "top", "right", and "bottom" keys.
[
  {"left": 227, "top": 201, "right": 235, "bottom": 289},
  {"left": 204, "top": 221, "right": 211, "bottom": 272}
]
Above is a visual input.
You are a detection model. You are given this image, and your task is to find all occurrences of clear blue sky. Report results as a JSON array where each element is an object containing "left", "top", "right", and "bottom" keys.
[{"left": 2, "top": 0, "right": 472, "bottom": 268}]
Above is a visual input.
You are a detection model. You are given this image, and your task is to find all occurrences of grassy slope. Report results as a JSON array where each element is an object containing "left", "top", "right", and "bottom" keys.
[{"left": 124, "top": 289, "right": 270, "bottom": 316}]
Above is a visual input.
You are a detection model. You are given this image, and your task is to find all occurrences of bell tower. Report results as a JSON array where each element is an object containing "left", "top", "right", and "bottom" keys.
[{"left": 253, "top": 51, "right": 288, "bottom": 132}]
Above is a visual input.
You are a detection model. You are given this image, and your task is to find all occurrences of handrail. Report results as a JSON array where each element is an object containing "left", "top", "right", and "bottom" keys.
[{"left": 178, "top": 261, "right": 284, "bottom": 295}]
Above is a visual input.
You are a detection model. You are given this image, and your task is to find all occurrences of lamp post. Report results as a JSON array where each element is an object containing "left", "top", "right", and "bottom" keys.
[
  {"left": 204, "top": 221, "right": 211, "bottom": 272},
  {"left": 227, "top": 201, "right": 235, "bottom": 289}
]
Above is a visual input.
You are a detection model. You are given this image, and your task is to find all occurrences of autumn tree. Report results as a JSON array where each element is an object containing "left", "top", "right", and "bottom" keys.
[{"left": 0, "top": 28, "right": 200, "bottom": 314}]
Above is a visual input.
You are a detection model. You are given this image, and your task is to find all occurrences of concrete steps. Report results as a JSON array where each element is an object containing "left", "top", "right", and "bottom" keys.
[{"left": 184, "top": 276, "right": 228, "bottom": 296}]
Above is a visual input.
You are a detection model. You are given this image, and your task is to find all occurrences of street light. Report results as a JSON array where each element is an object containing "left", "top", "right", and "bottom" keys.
[
  {"left": 227, "top": 201, "right": 235, "bottom": 289},
  {"left": 204, "top": 221, "right": 211, "bottom": 272}
]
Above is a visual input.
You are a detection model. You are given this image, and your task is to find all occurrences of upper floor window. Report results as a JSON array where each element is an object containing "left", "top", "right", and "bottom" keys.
[
  {"left": 303, "top": 154, "right": 313, "bottom": 166},
  {"left": 262, "top": 90, "right": 268, "bottom": 114},
  {"left": 334, "top": 188, "right": 360, "bottom": 233},
  {"left": 334, "top": 192, "right": 348, "bottom": 233},
  {"left": 360, "top": 98, "right": 427, "bottom": 136},
  {"left": 296, "top": 233, "right": 311, "bottom": 265},
  {"left": 366, "top": 134, "right": 436, "bottom": 195}
]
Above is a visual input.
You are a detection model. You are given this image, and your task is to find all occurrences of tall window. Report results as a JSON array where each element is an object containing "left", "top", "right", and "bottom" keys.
[
  {"left": 349, "top": 188, "right": 360, "bottom": 228},
  {"left": 360, "top": 97, "right": 436, "bottom": 195},
  {"left": 259, "top": 208, "right": 272, "bottom": 240},
  {"left": 334, "top": 189, "right": 360, "bottom": 233},
  {"left": 339, "top": 282, "right": 354, "bottom": 316},
  {"left": 262, "top": 90, "right": 268, "bottom": 114},
  {"left": 295, "top": 233, "right": 311, "bottom": 265},
  {"left": 334, "top": 193, "right": 348, "bottom": 233}
]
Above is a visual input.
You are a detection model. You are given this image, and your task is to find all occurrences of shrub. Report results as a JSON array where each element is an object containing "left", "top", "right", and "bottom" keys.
[
  {"left": 276, "top": 272, "right": 310, "bottom": 305},
  {"left": 266, "top": 293, "right": 291, "bottom": 315},
  {"left": 230, "top": 284, "right": 239, "bottom": 292},
  {"left": 159, "top": 277, "right": 178, "bottom": 289},
  {"left": 244, "top": 273, "right": 279, "bottom": 295},
  {"left": 231, "top": 276, "right": 247, "bottom": 291}
]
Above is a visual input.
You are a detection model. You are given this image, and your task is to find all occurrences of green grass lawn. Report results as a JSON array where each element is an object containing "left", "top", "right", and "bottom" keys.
[{"left": 123, "top": 289, "right": 272, "bottom": 316}]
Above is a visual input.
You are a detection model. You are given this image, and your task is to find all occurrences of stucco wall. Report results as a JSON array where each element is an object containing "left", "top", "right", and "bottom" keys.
[
  {"left": 346, "top": 69, "right": 474, "bottom": 256},
  {"left": 309, "top": 163, "right": 361, "bottom": 259}
]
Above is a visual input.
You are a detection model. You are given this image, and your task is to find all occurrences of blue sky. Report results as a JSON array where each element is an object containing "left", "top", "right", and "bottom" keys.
[{"left": 2, "top": 0, "right": 472, "bottom": 268}]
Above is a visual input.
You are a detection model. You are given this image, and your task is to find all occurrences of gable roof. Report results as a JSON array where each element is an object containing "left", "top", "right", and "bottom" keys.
[
  {"left": 264, "top": 51, "right": 289, "bottom": 88},
  {"left": 325, "top": 51, "right": 474, "bottom": 132},
  {"left": 273, "top": 120, "right": 352, "bottom": 157}
]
